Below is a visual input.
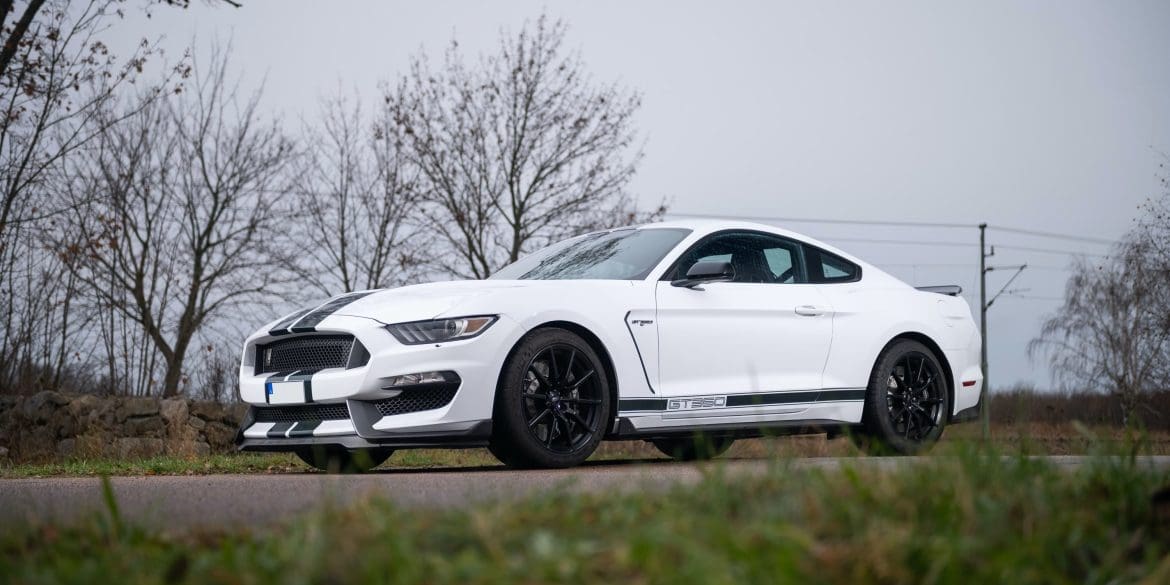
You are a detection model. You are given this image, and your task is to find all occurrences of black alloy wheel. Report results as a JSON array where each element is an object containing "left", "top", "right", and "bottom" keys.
[
  {"left": 886, "top": 352, "right": 945, "bottom": 441},
  {"left": 853, "top": 339, "right": 950, "bottom": 455},
  {"left": 490, "top": 328, "right": 611, "bottom": 468}
]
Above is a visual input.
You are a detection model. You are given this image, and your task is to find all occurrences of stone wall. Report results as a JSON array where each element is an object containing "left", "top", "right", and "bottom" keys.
[{"left": 0, "top": 392, "right": 248, "bottom": 462}]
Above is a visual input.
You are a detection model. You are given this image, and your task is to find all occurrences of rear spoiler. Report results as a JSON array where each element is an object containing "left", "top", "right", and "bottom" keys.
[{"left": 916, "top": 285, "right": 962, "bottom": 296}]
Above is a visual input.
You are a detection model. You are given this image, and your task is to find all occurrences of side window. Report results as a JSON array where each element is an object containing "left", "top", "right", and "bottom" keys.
[
  {"left": 763, "top": 246, "right": 796, "bottom": 283},
  {"left": 803, "top": 245, "right": 861, "bottom": 283},
  {"left": 671, "top": 232, "right": 805, "bottom": 284}
]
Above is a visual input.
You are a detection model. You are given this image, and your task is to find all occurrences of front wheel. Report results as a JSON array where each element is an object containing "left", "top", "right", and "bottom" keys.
[
  {"left": 295, "top": 446, "right": 394, "bottom": 473},
  {"left": 489, "top": 328, "right": 612, "bottom": 469},
  {"left": 852, "top": 339, "right": 950, "bottom": 455}
]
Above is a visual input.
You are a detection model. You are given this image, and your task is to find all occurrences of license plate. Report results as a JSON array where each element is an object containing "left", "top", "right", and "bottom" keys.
[{"left": 267, "top": 380, "right": 307, "bottom": 404}]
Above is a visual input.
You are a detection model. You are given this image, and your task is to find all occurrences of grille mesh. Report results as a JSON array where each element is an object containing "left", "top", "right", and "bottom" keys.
[
  {"left": 256, "top": 335, "right": 355, "bottom": 374},
  {"left": 374, "top": 386, "right": 458, "bottom": 417},
  {"left": 254, "top": 403, "right": 350, "bottom": 423}
]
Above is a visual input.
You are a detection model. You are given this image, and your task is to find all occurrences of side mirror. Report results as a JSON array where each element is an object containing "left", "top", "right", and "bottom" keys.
[{"left": 671, "top": 260, "right": 735, "bottom": 288}]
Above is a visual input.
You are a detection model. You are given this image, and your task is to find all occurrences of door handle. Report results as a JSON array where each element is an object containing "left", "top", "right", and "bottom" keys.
[{"left": 794, "top": 305, "right": 825, "bottom": 317}]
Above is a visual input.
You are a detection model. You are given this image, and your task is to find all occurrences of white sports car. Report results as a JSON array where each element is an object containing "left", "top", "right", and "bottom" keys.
[{"left": 235, "top": 220, "right": 983, "bottom": 471}]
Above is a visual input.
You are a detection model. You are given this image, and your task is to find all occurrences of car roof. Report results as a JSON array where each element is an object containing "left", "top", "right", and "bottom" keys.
[{"left": 630, "top": 218, "right": 869, "bottom": 268}]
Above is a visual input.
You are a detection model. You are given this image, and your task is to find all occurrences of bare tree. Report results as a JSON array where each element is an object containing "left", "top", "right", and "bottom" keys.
[
  {"left": 284, "top": 92, "right": 425, "bottom": 297},
  {"left": 0, "top": 0, "right": 163, "bottom": 392},
  {"left": 1, "top": 0, "right": 240, "bottom": 80},
  {"left": 384, "top": 14, "right": 663, "bottom": 279},
  {"left": 1029, "top": 237, "right": 1170, "bottom": 425},
  {"left": 0, "top": 1, "right": 244, "bottom": 394},
  {"left": 58, "top": 47, "right": 291, "bottom": 397}
]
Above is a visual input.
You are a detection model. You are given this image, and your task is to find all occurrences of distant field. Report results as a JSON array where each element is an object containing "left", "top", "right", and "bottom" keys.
[
  {"left": 1, "top": 448, "right": 1167, "bottom": 584},
  {"left": 3, "top": 421, "right": 1169, "bottom": 478}
]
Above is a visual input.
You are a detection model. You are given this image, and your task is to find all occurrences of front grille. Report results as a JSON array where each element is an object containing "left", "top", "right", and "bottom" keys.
[
  {"left": 254, "top": 403, "right": 351, "bottom": 423},
  {"left": 256, "top": 335, "right": 356, "bottom": 374},
  {"left": 373, "top": 385, "right": 458, "bottom": 417}
]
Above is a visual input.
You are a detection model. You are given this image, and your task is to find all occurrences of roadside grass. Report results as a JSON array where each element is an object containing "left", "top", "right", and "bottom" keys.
[
  {"left": 1, "top": 446, "right": 1168, "bottom": 584},
  {"left": 0, "top": 452, "right": 306, "bottom": 479},
  {"left": 4, "top": 422, "right": 1170, "bottom": 478}
]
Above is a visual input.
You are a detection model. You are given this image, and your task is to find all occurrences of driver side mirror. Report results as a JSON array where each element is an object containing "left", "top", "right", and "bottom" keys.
[{"left": 671, "top": 260, "right": 735, "bottom": 288}]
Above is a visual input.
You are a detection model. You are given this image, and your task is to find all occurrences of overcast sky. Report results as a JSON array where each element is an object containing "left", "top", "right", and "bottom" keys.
[{"left": 116, "top": 0, "right": 1170, "bottom": 390}]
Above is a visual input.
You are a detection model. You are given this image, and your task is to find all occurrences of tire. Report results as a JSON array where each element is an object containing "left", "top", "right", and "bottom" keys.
[
  {"left": 489, "top": 328, "right": 612, "bottom": 469},
  {"left": 852, "top": 339, "right": 950, "bottom": 455},
  {"left": 652, "top": 434, "right": 735, "bottom": 461},
  {"left": 294, "top": 446, "right": 394, "bottom": 473}
]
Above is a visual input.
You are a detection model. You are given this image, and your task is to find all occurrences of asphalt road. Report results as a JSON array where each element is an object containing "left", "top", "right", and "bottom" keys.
[{"left": 3, "top": 456, "right": 1169, "bottom": 531}]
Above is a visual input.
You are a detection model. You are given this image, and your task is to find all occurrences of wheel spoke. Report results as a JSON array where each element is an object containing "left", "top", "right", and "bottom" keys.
[
  {"left": 545, "top": 416, "right": 558, "bottom": 447},
  {"left": 562, "top": 396, "right": 601, "bottom": 405},
  {"left": 555, "top": 413, "right": 575, "bottom": 447},
  {"left": 565, "top": 349, "right": 576, "bottom": 382},
  {"left": 566, "top": 410, "right": 592, "bottom": 431},
  {"left": 524, "top": 393, "right": 549, "bottom": 402},
  {"left": 568, "top": 369, "right": 595, "bottom": 390},
  {"left": 910, "top": 406, "right": 934, "bottom": 435},
  {"left": 918, "top": 373, "right": 934, "bottom": 392},
  {"left": 528, "top": 408, "right": 551, "bottom": 428},
  {"left": 548, "top": 348, "right": 561, "bottom": 384}
]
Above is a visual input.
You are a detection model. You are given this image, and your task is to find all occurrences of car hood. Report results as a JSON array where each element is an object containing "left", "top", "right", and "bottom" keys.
[{"left": 336, "top": 279, "right": 644, "bottom": 323}]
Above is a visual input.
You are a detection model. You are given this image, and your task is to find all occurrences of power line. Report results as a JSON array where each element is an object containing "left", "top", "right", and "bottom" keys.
[
  {"left": 664, "top": 212, "right": 972, "bottom": 229},
  {"left": 665, "top": 211, "right": 1116, "bottom": 246},
  {"left": 995, "top": 244, "right": 1108, "bottom": 258},
  {"left": 820, "top": 237, "right": 1108, "bottom": 258},
  {"left": 819, "top": 236, "right": 977, "bottom": 248},
  {"left": 986, "top": 225, "right": 1113, "bottom": 245}
]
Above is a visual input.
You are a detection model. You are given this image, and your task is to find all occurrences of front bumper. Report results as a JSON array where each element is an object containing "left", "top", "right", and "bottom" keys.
[{"left": 236, "top": 314, "right": 522, "bottom": 451}]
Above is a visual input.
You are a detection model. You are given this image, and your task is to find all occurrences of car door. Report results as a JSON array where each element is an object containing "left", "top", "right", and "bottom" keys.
[{"left": 654, "top": 231, "right": 834, "bottom": 397}]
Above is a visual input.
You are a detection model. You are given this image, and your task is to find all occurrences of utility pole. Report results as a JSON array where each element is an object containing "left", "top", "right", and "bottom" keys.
[
  {"left": 979, "top": 223, "right": 989, "bottom": 438},
  {"left": 978, "top": 220, "right": 1028, "bottom": 441}
]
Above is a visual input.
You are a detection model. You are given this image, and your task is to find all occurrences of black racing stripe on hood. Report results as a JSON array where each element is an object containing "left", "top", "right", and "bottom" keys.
[
  {"left": 268, "top": 308, "right": 314, "bottom": 336},
  {"left": 289, "top": 291, "right": 377, "bottom": 334}
]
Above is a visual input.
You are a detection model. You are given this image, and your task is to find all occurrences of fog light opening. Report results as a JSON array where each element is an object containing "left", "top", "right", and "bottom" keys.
[{"left": 381, "top": 370, "right": 458, "bottom": 389}]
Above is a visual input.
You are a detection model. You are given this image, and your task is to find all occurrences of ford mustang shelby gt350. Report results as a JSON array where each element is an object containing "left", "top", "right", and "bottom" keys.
[{"left": 236, "top": 220, "right": 983, "bottom": 471}]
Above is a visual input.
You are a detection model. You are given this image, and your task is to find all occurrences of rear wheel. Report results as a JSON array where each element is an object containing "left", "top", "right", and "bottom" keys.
[
  {"left": 652, "top": 434, "right": 735, "bottom": 461},
  {"left": 489, "top": 328, "right": 612, "bottom": 469},
  {"left": 852, "top": 339, "right": 949, "bottom": 455},
  {"left": 294, "top": 446, "right": 394, "bottom": 473}
]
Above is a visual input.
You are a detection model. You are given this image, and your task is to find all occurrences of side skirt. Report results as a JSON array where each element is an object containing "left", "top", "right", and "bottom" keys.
[{"left": 614, "top": 417, "right": 860, "bottom": 440}]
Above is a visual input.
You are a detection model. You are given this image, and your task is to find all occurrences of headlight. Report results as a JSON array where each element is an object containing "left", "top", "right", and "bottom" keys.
[{"left": 385, "top": 315, "right": 498, "bottom": 345}]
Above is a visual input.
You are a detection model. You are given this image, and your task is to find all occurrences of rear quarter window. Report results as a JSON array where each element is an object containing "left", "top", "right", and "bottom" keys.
[{"left": 803, "top": 245, "right": 861, "bottom": 283}]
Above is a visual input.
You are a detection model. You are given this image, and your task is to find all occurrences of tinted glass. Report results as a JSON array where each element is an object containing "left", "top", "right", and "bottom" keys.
[
  {"left": 490, "top": 228, "right": 692, "bottom": 280},
  {"left": 763, "top": 247, "right": 797, "bottom": 283},
  {"left": 672, "top": 232, "right": 804, "bottom": 284},
  {"left": 803, "top": 245, "right": 860, "bottom": 283}
]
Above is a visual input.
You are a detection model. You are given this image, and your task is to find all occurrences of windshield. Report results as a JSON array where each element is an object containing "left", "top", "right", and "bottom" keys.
[{"left": 489, "top": 228, "right": 692, "bottom": 281}]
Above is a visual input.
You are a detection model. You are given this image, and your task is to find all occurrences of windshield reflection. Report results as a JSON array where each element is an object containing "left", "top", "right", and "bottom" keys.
[{"left": 489, "top": 228, "right": 691, "bottom": 281}]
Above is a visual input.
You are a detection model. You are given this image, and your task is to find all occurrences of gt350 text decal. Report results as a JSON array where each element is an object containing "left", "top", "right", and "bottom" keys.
[
  {"left": 618, "top": 388, "right": 865, "bottom": 413},
  {"left": 667, "top": 396, "right": 727, "bottom": 410}
]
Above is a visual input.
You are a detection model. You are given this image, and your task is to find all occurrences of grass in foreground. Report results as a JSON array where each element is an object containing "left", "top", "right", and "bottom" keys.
[
  {"left": 1, "top": 448, "right": 1169, "bottom": 584},
  {"left": 4, "top": 422, "right": 1170, "bottom": 478}
]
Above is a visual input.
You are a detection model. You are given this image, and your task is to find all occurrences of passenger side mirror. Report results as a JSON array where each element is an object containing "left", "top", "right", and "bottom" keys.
[{"left": 671, "top": 260, "right": 735, "bottom": 288}]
